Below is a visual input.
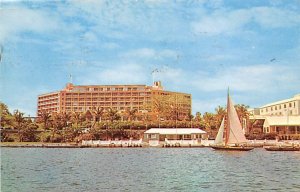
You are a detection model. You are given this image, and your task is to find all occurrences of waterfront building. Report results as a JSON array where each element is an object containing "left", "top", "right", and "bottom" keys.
[
  {"left": 37, "top": 81, "right": 192, "bottom": 120},
  {"left": 143, "top": 128, "right": 206, "bottom": 147},
  {"left": 259, "top": 94, "right": 300, "bottom": 116},
  {"left": 249, "top": 93, "right": 300, "bottom": 139}
]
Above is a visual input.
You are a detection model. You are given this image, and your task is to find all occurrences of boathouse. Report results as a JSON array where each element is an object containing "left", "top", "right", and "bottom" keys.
[{"left": 144, "top": 128, "right": 206, "bottom": 147}]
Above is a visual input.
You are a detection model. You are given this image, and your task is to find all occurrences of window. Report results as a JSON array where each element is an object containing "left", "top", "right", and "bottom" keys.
[{"left": 150, "top": 134, "right": 157, "bottom": 139}]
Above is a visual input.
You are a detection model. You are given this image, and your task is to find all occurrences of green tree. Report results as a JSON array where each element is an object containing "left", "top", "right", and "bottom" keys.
[
  {"left": 194, "top": 112, "right": 202, "bottom": 122},
  {"left": 235, "top": 104, "right": 250, "bottom": 133},
  {"left": 72, "top": 112, "right": 84, "bottom": 129},
  {"left": 13, "top": 110, "right": 26, "bottom": 141},
  {"left": 39, "top": 110, "right": 51, "bottom": 130},
  {"left": 215, "top": 105, "right": 226, "bottom": 127},
  {"left": 106, "top": 108, "right": 121, "bottom": 123},
  {"left": 0, "top": 102, "right": 13, "bottom": 128},
  {"left": 19, "top": 121, "right": 38, "bottom": 142},
  {"left": 60, "top": 112, "right": 71, "bottom": 128},
  {"left": 151, "top": 95, "right": 167, "bottom": 127},
  {"left": 85, "top": 110, "right": 93, "bottom": 122},
  {"left": 235, "top": 104, "right": 250, "bottom": 121},
  {"left": 125, "top": 108, "right": 138, "bottom": 137},
  {"left": 125, "top": 108, "right": 137, "bottom": 121},
  {"left": 49, "top": 113, "right": 64, "bottom": 142},
  {"left": 92, "top": 107, "right": 105, "bottom": 128},
  {"left": 203, "top": 112, "right": 216, "bottom": 134}
]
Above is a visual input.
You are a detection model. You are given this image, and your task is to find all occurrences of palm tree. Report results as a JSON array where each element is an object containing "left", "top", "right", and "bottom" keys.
[
  {"left": 72, "top": 112, "right": 84, "bottom": 129},
  {"left": 235, "top": 104, "right": 250, "bottom": 120},
  {"left": 92, "top": 107, "right": 104, "bottom": 128},
  {"left": 20, "top": 121, "right": 38, "bottom": 142},
  {"left": 215, "top": 105, "right": 226, "bottom": 127},
  {"left": 194, "top": 112, "right": 202, "bottom": 122},
  {"left": 106, "top": 108, "right": 120, "bottom": 123},
  {"left": 49, "top": 113, "right": 64, "bottom": 142},
  {"left": 125, "top": 108, "right": 137, "bottom": 122},
  {"left": 203, "top": 112, "right": 216, "bottom": 137},
  {"left": 125, "top": 108, "right": 138, "bottom": 137},
  {"left": 40, "top": 110, "right": 51, "bottom": 130},
  {"left": 235, "top": 104, "right": 250, "bottom": 133},
  {"left": 0, "top": 102, "right": 13, "bottom": 128},
  {"left": 60, "top": 112, "right": 71, "bottom": 128},
  {"left": 85, "top": 110, "right": 93, "bottom": 122},
  {"left": 151, "top": 95, "right": 166, "bottom": 128},
  {"left": 13, "top": 110, "right": 25, "bottom": 141}
]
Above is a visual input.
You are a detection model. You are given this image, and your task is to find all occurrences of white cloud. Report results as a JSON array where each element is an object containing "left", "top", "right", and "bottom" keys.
[
  {"left": 192, "top": 9, "right": 250, "bottom": 35},
  {"left": 70, "top": 0, "right": 105, "bottom": 13},
  {"left": 0, "top": 6, "right": 61, "bottom": 42},
  {"left": 82, "top": 31, "right": 98, "bottom": 42},
  {"left": 120, "top": 48, "right": 178, "bottom": 60},
  {"left": 253, "top": 7, "right": 300, "bottom": 28},
  {"left": 79, "top": 63, "right": 149, "bottom": 85},
  {"left": 192, "top": 7, "right": 300, "bottom": 36},
  {"left": 190, "top": 64, "right": 300, "bottom": 93},
  {"left": 102, "top": 42, "right": 120, "bottom": 50},
  {"left": 193, "top": 97, "right": 225, "bottom": 114}
]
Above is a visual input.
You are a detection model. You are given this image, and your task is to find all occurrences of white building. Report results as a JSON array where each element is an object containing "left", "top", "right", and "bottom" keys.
[
  {"left": 144, "top": 128, "right": 206, "bottom": 147},
  {"left": 249, "top": 93, "right": 300, "bottom": 139},
  {"left": 259, "top": 94, "right": 300, "bottom": 116}
]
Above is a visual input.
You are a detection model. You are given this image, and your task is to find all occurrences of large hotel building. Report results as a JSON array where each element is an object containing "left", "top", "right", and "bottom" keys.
[{"left": 37, "top": 81, "right": 192, "bottom": 120}]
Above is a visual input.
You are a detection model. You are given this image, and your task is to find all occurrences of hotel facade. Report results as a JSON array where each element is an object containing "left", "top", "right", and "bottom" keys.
[
  {"left": 249, "top": 93, "right": 300, "bottom": 139},
  {"left": 37, "top": 81, "right": 192, "bottom": 120}
]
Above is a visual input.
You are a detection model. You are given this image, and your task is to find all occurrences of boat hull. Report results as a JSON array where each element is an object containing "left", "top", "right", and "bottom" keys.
[
  {"left": 264, "top": 146, "right": 300, "bottom": 151},
  {"left": 211, "top": 145, "right": 254, "bottom": 151}
]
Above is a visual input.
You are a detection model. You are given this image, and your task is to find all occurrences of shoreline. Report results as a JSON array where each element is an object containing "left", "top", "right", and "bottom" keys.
[{"left": 2, "top": 140, "right": 300, "bottom": 148}]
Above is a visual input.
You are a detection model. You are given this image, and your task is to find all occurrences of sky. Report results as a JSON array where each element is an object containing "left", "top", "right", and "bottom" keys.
[{"left": 1, "top": 0, "right": 300, "bottom": 117}]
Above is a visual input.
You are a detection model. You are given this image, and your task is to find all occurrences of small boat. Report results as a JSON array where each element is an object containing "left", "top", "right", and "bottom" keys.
[
  {"left": 264, "top": 145, "right": 300, "bottom": 151},
  {"left": 211, "top": 90, "right": 254, "bottom": 151}
]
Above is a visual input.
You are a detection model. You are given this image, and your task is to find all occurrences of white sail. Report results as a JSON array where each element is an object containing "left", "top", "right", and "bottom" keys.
[
  {"left": 226, "top": 94, "right": 248, "bottom": 144},
  {"left": 214, "top": 117, "right": 225, "bottom": 145}
]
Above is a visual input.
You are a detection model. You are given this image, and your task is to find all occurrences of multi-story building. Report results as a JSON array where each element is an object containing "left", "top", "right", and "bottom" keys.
[
  {"left": 259, "top": 94, "right": 300, "bottom": 116},
  {"left": 37, "top": 81, "right": 192, "bottom": 120},
  {"left": 248, "top": 94, "right": 300, "bottom": 139}
]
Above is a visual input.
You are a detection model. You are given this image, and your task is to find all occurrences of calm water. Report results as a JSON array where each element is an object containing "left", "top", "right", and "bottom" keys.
[{"left": 1, "top": 148, "right": 300, "bottom": 192}]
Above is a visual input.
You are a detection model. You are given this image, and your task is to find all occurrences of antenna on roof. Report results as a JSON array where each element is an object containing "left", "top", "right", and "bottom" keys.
[{"left": 151, "top": 68, "right": 160, "bottom": 84}]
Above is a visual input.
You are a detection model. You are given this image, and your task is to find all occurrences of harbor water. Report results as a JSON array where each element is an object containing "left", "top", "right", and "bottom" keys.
[{"left": 1, "top": 148, "right": 300, "bottom": 192}]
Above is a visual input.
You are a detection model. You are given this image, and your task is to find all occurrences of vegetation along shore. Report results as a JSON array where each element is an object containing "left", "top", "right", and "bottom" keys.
[{"left": 0, "top": 101, "right": 289, "bottom": 144}]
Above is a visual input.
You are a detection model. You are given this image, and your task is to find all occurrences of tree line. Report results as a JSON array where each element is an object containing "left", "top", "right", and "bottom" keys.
[{"left": 0, "top": 101, "right": 251, "bottom": 142}]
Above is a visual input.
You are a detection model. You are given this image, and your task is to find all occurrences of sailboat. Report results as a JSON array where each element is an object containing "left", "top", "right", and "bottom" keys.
[{"left": 211, "top": 90, "right": 254, "bottom": 151}]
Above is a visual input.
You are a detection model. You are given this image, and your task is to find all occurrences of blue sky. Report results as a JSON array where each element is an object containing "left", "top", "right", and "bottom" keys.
[{"left": 1, "top": 0, "right": 300, "bottom": 116}]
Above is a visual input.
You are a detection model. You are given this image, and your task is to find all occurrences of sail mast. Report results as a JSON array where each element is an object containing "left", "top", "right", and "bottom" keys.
[{"left": 225, "top": 88, "right": 230, "bottom": 145}]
